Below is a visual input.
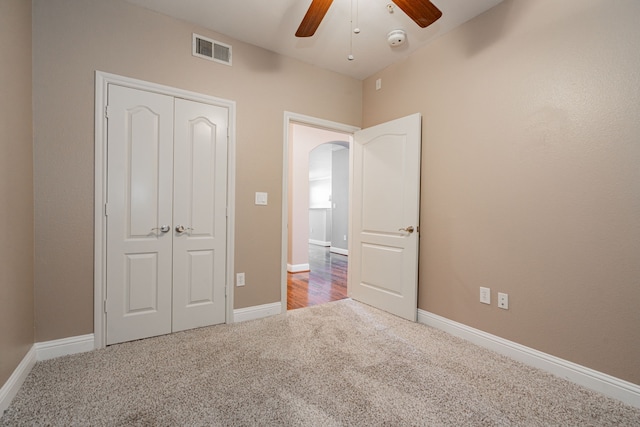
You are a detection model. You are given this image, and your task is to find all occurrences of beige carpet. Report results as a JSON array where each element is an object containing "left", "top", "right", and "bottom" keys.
[{"left": 2, "top": 299, "right": 639, "bottom": 426}]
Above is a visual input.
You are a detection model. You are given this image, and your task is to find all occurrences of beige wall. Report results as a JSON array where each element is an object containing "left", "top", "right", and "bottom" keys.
[
  {"left": 0, "top": 0, "right": 35, "bottom": 386},
  {"left": 363, "top": 0, "right": 640, "bottom": 384},
  {"left": 32, "top": 0, "right": 362, "bottom": 342}
]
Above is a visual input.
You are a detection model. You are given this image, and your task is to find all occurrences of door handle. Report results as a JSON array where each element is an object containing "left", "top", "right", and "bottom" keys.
[
  {"left": 151, "top": 225, "right": 170, "bottom": 233},
  {"left": 175, "top": 225, "right": 195, "bottom": 233},
  {"left": 398, "top": 226, "right": 415, "bottom": 233}
]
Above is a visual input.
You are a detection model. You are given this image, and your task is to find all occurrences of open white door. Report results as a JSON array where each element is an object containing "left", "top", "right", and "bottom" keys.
[{"left": 349, "top": 113, "right": 421, "bottom": 321}]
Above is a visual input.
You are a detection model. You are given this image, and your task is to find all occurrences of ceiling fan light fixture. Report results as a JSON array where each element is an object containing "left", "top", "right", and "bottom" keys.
[{"left": 387, "top": 29, "right": 407, "bottom": 47}]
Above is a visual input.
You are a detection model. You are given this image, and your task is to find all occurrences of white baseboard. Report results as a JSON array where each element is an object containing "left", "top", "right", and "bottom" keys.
[
  {"left": 329, "top": 246, "right": 348, "bottom": 256},
  {"left": 287, "top": 263, "right": 310, "bottom": 273},
  {"left": 35, "top": 334, "right": 95, "bottom": 361},
  {"left": 418, "top": 309, "right": 640, "bottom": 409},
  {"left": 234, "top": 302, "right": 282, "bottom": 323},
  {"left": 0, "top": 346, "right": 36, "bottom": 413},
  {"left": 1, "top": 333, "right": 95, "bottom": 413},
  {"left": 309, "top": 239, "right": 330, "bottom": 247}
]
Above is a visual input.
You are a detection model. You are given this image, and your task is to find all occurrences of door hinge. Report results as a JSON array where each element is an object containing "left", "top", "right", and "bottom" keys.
[
  {"left": 104, "top": 300, "right": 107, "bottom": 313},
  {"left": 105, "top": 105, "right": 112, "bottom": 118},
  {"left": 104, "top": 203, "right": 109, "bottom": 216}
]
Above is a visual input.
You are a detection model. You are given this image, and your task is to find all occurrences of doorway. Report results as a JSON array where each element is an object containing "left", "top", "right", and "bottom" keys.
[
  {"left": 281, "top": 113, "right": 359, "bottom": 311},
  {"left": 288, "top": 141, "right": 350, "bottom": 309}
]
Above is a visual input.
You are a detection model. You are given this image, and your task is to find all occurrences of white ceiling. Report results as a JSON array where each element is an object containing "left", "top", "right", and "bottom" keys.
[{"left": 126, "top": 0, "right": 503, "bottom": 80}]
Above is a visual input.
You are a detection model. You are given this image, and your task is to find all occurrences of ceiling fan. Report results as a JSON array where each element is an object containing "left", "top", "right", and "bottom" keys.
[{"left": 295, "top": 0, "right": 442, "bottom": 37}]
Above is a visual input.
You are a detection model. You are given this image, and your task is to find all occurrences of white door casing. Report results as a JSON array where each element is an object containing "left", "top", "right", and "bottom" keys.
[
  {"left": 172, "top": 99, "right": 228, "bottom": 332},
  {"left": 105, "top": 84, "right": 229, "bottom": 345},
  {"left": 349, "top": 113, "right": 422, "bottom": 321}
]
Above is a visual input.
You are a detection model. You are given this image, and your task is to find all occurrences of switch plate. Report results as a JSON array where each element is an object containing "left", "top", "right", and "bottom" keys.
[
  {"left": 498, "top": 292, "right": 509, "bottom": 309},
  {"left": 236, "top": 272, "right": 245, "bottom": 287},
  {"left": 480, "top": 287, "right": 491, "bottom": 305},
  {"left": 255, "top": 192, "right": 268, "bottom": 205}
]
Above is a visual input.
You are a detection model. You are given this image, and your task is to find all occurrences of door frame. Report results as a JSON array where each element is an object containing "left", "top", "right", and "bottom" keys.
[
  {"left": 281, "top": 112, "right": 359, "bottom": 311},
  {"left": 94, "top": 71, "right": 237, "bottom": 349}
]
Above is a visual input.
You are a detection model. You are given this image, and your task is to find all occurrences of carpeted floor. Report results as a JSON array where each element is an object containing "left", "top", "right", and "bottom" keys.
[{"left": 2, "top": 299, "right": 639, "bottom": 426}]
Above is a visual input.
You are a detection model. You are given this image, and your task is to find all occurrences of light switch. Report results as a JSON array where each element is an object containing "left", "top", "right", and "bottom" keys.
[{"left": 255, "top": 192, "right": 268, "bottom": 205}]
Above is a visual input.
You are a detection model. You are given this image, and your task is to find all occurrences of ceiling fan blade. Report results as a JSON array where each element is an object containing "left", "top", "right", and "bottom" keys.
[
  {"left": 392, "top": 0, "right": 442, "bottom": 28},
  {"left": 295, "top": 0, "right": 334, "bottom": 37}
]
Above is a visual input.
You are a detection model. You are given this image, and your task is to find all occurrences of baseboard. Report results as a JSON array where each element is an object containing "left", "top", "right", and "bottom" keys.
[
  {"left": 418, "top": 309, "right": 640, "bottom": 409},
  {"left": 309, "top": 239, "right": 330, "bottom": 247},
  {"left": 0, "top": 346, "right": 36, "bottom": 413},
  {"left": 234, "top": 302, "right": 282, "bottom": 323},
  {"left": 287, "top": 263, "right": 310, "bottom": 273},
  {"left": 329, "top": 246, "right": 348, "bottom": 256},
  {"left": 35, "top": 334, "right": 95, "bottom": 361}
]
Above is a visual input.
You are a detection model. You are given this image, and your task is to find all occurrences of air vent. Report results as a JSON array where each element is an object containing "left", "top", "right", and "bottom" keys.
[{"left": 192, "top": 33, "right": 232, "bottom": 66}]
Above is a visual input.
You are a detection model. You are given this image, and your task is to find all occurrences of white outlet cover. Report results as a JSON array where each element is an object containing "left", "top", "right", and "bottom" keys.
[{"left": 498, "top": 292, "right": 509, "bottom": 309}]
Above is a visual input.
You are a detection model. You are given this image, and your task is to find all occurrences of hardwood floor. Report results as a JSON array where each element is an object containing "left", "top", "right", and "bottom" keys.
[{"left": 287, "top": 245, "right": 348, "bottom": 310}]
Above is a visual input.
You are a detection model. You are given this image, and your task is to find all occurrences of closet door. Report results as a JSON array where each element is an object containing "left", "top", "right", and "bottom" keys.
[
  {"left": 172, "top": 99, "right": 228, "bottom": 332},
  {"left": 105, "top": 86, "right": 229, "bottom": 345},
  {"left": 105, "top": 85, "right": 174, "bottom": 345}
]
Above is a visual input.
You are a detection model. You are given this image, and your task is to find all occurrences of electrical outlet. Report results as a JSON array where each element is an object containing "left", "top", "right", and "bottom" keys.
[
  {"left": 480, "top": 287, "right": 491, "bottom": 305},
  {"left": 498, "top": 292, "right": 509, "bottom": 309},
  {"left": 236, "top": 272, "right": 245, "bottom": 287}
]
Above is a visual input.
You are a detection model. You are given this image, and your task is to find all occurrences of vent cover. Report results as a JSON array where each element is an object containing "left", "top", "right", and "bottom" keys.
[{"left": 192, "top": 34, "right": 232, "bottom": 66}]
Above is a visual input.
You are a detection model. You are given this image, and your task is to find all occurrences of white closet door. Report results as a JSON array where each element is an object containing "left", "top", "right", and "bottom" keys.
[
  {"left": 106, "top": 85, "right": 174, "bottom": 345},
  {"left": 172, "top": 98, "right": 228, "bottom": 332},
  {"left": 106, "top": 86, "right": 228, "bottom": 345}
]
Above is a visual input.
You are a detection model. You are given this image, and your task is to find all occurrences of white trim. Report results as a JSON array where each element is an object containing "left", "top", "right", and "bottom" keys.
[
  {"left": 418, "top": 309, "right": 640, "bottom": 409},
  {"left": 309, "top": 239, "right": 331, "bottom": 246},
  {"left": 0, "top": 346, "right": 35, "bottom": 413},
  {"left": 287, "top": 263, "right": 310, "bottom": 273},
  {"left": 282, "top": 112, "right": 359, "bottom": 313},
  {"left": 94, "top": 71, "right": 237, "bottom": 346},
  {"left": 329, "top": 246, "right": 348, "bottom": 256},
  {"left": 0, "top": 333, "right": 96, "bottom": 413},
  {"left": 34, "top": 334, "right": 95, "bottom": 361},
  {"left": 233, "top": 302, "right": 282, "bottom": 323}
]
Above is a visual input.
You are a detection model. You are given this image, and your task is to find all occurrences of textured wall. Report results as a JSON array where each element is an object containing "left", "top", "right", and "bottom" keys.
[
  {"left": 0, "top": 0, "right": 34, "bottom": 387},
  {"left": 362, "top": 0, "right": 640, "bottom": 384},
  {"left": 32, "top": 0, "right": 361, "bottom": 342}
]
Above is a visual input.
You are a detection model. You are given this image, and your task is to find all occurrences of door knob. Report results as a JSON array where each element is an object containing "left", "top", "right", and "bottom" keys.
[
  {"left": 175, "top": 225, "right": 195, "bottom": 233},
  {"left": 151, "top": 225, "right": 170, "bottom": 233},
  {"left": 398, "top": 226, "right": 415, "bottom": 233}
]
